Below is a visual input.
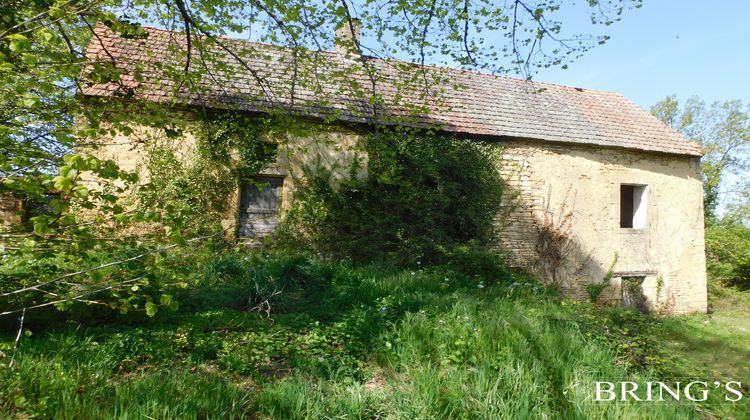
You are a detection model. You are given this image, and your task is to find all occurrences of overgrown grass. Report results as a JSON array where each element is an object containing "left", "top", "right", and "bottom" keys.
[
  {"left": 0, "top": 252, "right": 740, "bottom": 418},
  {"left": 643, "top": 281, "right": 750, "bottom": 419}
]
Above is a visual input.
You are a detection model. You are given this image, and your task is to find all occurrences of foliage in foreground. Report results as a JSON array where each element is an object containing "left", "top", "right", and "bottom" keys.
[
  {"left": 0, "top": 0, "right": 644, "bottom": 332},
  {"left": 1, "top": 111, "right": 289, "bottom": 320},
  {"left": 0, "top": 252, "right": 715, "bottom": 419}
]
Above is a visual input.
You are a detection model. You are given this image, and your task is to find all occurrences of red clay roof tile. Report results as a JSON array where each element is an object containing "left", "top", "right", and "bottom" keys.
[{"left": 82, "top": 24, "right": 702, "bottom": 156}]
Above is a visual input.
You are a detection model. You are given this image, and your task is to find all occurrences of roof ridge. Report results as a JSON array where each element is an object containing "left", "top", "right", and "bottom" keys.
[
  {"left": 131, "top": 24, "right": 621, "bottom": 96},
  {"left": 83, "top": 23, "right": 703, "bottom": 157}
]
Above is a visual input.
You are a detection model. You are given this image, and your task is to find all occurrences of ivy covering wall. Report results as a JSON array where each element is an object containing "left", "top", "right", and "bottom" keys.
[
  {"left": 138, "top": 112, "right": 277, "bottom": 235},
  {"left": 272, "top": 127, "right": 505, "bottom": 266},
  {"left": 138, "top": 113, "right": 505, "bottom": 267}
]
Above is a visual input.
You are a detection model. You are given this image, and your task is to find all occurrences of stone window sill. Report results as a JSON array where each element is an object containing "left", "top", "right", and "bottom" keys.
[{"left": 618, "top": 228, "right": 648, "bottom": 234}]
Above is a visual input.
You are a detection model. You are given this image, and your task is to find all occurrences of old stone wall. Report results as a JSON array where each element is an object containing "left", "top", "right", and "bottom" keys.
[
  {"left": 0, "top": 192, "right": 23, "bottom": 227},
  {"left": 493, "top": 139, "right": 707, "bottom": 315},
  {"left": 85, "top": 121, "right": 366, "bottom": 237}
]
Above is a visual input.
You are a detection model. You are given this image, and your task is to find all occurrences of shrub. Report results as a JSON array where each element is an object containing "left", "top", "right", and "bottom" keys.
[
  {"left": 585, "top": 282, "right": 608, "bottom": 304},
  {"left": 272, "top": 127, "right": 505, "bottom": 267},
  {"left": 586, "top": 252, "right": 618, "bottom": 303},
  {"left": 202, "top": 254, "right": 248, "bottom": 285},
  {"left": 445, "top": 244, "right": 512, "bottom": 287},
  {"left": 705, "top": 223, "right": 750, "bottom": 289}
]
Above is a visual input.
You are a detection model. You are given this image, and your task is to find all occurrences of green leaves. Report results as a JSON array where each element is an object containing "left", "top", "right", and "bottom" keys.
[
  {"left": 145, "top": 301, "right": 158, "bottom": 317},
  {"left": 160, "top": 294, "right": 178, "bottom": 311},
  {"left": 31, "top": 215, "right": 52, "bottom": 235},
  {"left": 0, "top": 0, "right": 639, "bottom": 325},
  {"left": 85, "top": 63, "right": 126, "bottom": 84},
  {"left": 7, "top": 34, "right": 30, "bottom": 52},
  {"left": 275, "top": 127, "right": 504, "bottom": 266},
  {"left": 706, "top": 224, "right": 750, "bottom": 289},
  {"left": 194, "top": 112, "right": 276, "bottom": 179}
]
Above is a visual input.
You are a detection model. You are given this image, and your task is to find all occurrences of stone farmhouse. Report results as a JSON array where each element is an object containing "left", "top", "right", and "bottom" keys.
[{"left": 79, "top": 22, "right": 707, "bottom": 314}]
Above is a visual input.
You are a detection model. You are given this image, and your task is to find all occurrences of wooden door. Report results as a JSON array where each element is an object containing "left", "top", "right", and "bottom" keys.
[{"left": 238, "top": 176, "right": 283, "bottom": 239}]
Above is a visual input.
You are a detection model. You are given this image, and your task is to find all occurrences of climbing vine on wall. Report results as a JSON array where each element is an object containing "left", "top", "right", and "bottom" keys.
[
  {"left": 271, "top": 126, "right": 505, "bottom": 266},
  {"left": 139, "top": 112, "right": 278, "bottom": 235},
  {"left": 194, "top": 112, "right": 278, "bottom": 181}
]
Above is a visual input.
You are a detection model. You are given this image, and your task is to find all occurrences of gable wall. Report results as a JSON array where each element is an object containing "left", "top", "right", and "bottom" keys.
[{"left": 495, "top": 139, "right": 707, "bottom": 314}]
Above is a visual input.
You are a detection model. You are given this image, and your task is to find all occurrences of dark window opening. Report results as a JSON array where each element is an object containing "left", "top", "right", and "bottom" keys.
[
  {"left": 621, "top": 276, "right": 649, "bottom": 313},
  {"left": 620, "top": 185, "right": 634, "bottom": 228}
]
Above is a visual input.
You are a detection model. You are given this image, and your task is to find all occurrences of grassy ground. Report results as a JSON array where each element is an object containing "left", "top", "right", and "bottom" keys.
[
  {"left": 650, "top": 283, "right": 750, "bottom": 418},
  {"left": 0, "top": 254, "right": 747, "bottom": 418},
  {"left": 661, "top": 284, "right": 750, "bottom": 381}
]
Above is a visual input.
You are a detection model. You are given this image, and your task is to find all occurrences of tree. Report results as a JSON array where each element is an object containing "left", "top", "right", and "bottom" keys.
[
  {"left": 651, "top": 96, "right": 750, "bottom": 225},
  {"left": 1, "top": 0, "right": 643, "bottom": 178},
  {"left": 0, "top": 0, "right": 642, "bottom": 317}
]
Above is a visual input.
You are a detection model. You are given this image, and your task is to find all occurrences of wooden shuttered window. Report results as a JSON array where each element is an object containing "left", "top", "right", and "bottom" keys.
[{"left": 238, "top": 176, "right": 283, "bottom": 239}]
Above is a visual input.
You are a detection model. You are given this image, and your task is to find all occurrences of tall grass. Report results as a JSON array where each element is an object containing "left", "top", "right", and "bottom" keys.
[
  {"left": 0, "top": 253, "right": 701, "bottom": 418},
  {"left": 1, "top": 335, "right": 250, "bottom": 418}
]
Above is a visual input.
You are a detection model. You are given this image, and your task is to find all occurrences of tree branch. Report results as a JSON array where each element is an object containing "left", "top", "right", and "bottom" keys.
[{"left": 0, "top": 229, "right": 227, "bottom": 298}]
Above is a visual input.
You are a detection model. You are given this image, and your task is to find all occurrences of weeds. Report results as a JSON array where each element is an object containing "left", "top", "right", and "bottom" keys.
[
  {"left": 586, "top": 252, "right": 618, "bottom": 304},
  {"left": 0, "top": 251, "right": 715, "bottom": 418}
]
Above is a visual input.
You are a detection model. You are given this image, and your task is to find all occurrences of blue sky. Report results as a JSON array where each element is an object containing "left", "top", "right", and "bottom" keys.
[
  {"left": 349, "top": 0, "right": 750, "bottom": 110},
  {"left": 534, "top": 1, "right": 750, "bottom": 109},
  {"left": 143, "top": 1, "right": 749, "bottom": 110}
]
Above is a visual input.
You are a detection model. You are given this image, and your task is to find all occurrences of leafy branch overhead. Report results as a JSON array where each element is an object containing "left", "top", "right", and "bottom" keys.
[
  {"left": 1, "top": 0, "right": 639, "bottom": 317},
  {"left": 1, "top": 0, "right": 642, "bottom": 189}
]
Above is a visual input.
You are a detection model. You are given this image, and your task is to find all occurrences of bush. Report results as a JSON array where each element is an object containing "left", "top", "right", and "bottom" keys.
[
  {"left": 272, "top": 127, "right": 505, "bottom": 267},
  {"left": 585, "top": 253, "right": 618, "bottom": 303},
  {"left": 705, "top": 223, "right": 750, "bottom": 289},
  {"left": 180, "top": 252, "right": 324, "bottom": 313},
  {"left": 202, "top": 254, "right": 248, "bottom": 285},
  {"left": 445, "top": 244, "right": 512, "bottom": 287}
]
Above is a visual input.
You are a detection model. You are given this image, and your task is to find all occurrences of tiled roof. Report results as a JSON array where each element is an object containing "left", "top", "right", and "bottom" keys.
[{"left": 82, "top": 24, "right": 702, "bottom": 156}]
